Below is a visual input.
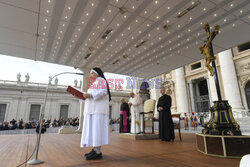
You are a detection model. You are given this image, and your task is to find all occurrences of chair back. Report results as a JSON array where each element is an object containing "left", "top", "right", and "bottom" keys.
[
  {"left": 142, "top": 99, "right": 156, "bottom": 134},
  {"left": 172, "top": 114, "right": 182, "bottom": 141},
  {"left": 143, "top": 99, "right": 156, "bottom": 118},
  {"left": 172, "top": 114, "right": 180, "bottom": 128}
]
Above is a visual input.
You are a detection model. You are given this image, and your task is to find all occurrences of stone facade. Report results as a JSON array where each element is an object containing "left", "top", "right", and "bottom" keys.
[
  {"left": 152, "top": 46, "right": 250, "bottom": 118},
  {"left": 0, "top": 80, "right": 130, "bottom": 122},
  {"left": 1, "top": 46, "right": 249, "bottom": 123},
  {"left": 0, "top": 81, "right": 80, "bottom": 122}
]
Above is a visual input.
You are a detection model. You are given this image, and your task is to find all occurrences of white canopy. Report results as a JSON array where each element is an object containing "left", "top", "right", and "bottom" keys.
[{"left": 0, "top": 0, "right": 249, "bottom": 78}]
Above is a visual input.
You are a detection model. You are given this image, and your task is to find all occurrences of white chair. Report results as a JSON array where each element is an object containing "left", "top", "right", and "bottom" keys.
[{"left": 140, "top": 99, "right": 156, "bottom": 134}]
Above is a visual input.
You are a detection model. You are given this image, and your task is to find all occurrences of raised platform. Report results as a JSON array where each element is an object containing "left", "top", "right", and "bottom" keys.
[
  {"left": 119, "top": 133, "right": 159, "bottom": 140},
  {"left": 0, "top": 133, "right": 240, "bottom": 167},
  {"left": 196, "top": 133, "right": 250, "bottom": 158}
]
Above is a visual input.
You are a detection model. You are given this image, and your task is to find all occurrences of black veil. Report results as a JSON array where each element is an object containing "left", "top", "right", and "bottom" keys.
[{"left": 92, "top": 67, "right": 112, "bottom": 101}]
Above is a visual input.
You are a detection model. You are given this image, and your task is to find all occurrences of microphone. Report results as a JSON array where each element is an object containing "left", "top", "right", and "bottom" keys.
[
  {"left": 75, "top": 73, "right": 84, "bottom": 75},
  {"left": 26, "top": 71, "right": 84, "bottom": 165}
]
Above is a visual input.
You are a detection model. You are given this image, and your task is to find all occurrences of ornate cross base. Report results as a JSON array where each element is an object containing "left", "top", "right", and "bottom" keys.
[
  {"left": 202, "top": 100, "right": 241, "bottom": 136},
  {"left": 196, "top": 133, "right": 250, "bottom": 158}
]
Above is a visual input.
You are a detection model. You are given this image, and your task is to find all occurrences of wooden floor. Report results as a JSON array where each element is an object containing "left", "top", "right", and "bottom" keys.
[{"left": 0, "top": 132, "right": 240, "bottom": 167}]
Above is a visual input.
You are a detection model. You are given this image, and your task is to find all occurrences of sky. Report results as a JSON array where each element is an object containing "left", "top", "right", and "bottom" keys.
[{"left": 0, "top": 54, "right": 129, "bottom": 88}]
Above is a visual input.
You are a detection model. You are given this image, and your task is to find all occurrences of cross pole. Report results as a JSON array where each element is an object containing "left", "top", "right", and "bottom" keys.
[{"left": 203, "top": 23, "right": 222, "bottom": 101}]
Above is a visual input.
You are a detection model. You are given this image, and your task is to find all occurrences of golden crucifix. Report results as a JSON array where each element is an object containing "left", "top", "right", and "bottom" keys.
[{"left": 200, "top": 23, "right": 220, "bottom": 76}]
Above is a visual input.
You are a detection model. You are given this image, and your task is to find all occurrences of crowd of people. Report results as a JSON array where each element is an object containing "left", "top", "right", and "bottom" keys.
[{"left": 0, "top": 117, "right": 79, "bottom": 131}]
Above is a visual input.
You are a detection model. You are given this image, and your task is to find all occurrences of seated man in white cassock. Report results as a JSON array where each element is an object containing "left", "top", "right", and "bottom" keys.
[{"left": 128, "top": 92, "right": 143, "bottom": 134}]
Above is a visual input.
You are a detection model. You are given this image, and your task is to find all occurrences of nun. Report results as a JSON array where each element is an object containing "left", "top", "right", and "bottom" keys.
[{"left": 80, "top": 67, "right": 111, "bottom": 160}]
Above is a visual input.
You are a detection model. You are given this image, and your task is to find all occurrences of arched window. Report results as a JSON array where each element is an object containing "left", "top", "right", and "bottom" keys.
[{"left": 140, "top": 82, "right": 150, "bottom": 90}]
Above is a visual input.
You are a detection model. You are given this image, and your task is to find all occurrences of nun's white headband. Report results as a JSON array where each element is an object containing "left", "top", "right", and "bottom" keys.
[{"left": 91, "top": 69, "right": 98, "bottom": 75}]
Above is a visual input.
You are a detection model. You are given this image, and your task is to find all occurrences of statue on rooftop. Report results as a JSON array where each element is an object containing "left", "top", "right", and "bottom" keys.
[
  {"left": 25, "top": 73, "right": 30, "bottom": 82},
  {"left": 17, "top": 72, "right": 21, "bottom": 82},
  {"left": 49, "top": 76, "right": 52, "bottom": 85},
  {"left": 54, "top": 77, "right": 58, "bottom": 85}
]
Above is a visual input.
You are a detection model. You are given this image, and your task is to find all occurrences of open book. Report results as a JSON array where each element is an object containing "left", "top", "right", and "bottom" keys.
[{"left": 66, "top": 86, "right": 86, "bottom": 100}]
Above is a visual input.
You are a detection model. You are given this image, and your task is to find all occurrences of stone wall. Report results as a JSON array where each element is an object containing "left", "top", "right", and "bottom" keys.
[
  {"left": 154, "top": 47, "right": 250, "bottom": 116},
  {"left": 0, "top": 81, "right": 130, "bottom": 122}
]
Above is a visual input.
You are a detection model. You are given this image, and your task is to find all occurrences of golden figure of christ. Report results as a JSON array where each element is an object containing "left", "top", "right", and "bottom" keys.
[{"left": 200, "top": 23, "right": 220, "bottom": 76}]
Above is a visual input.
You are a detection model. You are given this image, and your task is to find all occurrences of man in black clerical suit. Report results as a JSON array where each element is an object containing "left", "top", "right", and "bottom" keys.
[
  {"left": 119, "top": 98, "right": 130, "bottom": 133},
  {"left": 157, "top": 87, "right": 175, "bottom": 141}
]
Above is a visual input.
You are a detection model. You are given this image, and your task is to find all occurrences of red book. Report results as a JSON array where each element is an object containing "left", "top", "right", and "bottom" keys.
[{"left": 66, "top": 86, "right": 86, "bottom": 100}]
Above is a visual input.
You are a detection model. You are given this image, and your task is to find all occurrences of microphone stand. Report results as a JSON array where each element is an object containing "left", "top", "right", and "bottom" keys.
[{"left": 28, "top": 72, "right": 84, "bottom": 165}]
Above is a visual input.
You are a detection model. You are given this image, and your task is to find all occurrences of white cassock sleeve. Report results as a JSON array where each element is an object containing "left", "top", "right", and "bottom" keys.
[
  {"left": 131, "top": 95, "right": 142, "bottom": 106},
  {"left": 91, "top": 78, "right": 108, "bottom": 100},
  {"left": 128, "top": 98, "right": 132, "bottom": 104}
]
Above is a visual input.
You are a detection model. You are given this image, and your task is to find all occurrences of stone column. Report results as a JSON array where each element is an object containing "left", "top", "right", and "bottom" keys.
[
  {"left": 44, "top": 98, "right": 52, "bottom": 121},
  {"left": 135, "top": 77, "right": 140, "bottom": 93},
  {"left": 175, "top": 67, "right": 189, "bottom": 114},
  {"left": 205, "top": 76, "right": 212, "bottom": 106},
  {"left": 187, "top": 80, "right": 196, "bottom": 113},
  {"left": 75, "top": 68, "right": 90, "bottom": 133},
  {"left": 150, "top": 76, "right": 162, "bottom": 118},
  {"left": 208, "top": 71, "right": 218, "bottom": 104},
  {"left": 150, "top": 86, "right": 161, "bottom": 118},
  {"left": 150, "top": 80, "right": 161, "bottom": 101},
  {"left": 218, "top": 49, "right": 244, "bottom": 112}
]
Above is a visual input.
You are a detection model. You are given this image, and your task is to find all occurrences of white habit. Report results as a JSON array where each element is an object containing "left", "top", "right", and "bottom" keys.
[
  {"left": 81, "top": 77, "right": 109, "bottom": 147},
  {"left": 129, "top": 94, "right": 143, "bottom": 133}
]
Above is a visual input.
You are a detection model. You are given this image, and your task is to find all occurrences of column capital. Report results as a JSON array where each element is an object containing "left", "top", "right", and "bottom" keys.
[{"left": 204, "top": 75, "right": 209, "bottom": 80}]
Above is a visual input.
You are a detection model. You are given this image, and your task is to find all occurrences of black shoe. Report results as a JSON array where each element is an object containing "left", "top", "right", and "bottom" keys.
[
  {"left": 84, "top": 149, "right": 95, "bottom": 157},
  {"left": 86, "top": 151, "right": 102, "bottom": 160}
]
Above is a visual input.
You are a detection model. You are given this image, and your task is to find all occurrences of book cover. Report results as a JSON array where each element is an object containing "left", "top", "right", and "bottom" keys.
[{"left": 66, "top": 86, "right": 86, "bottom": 100}]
